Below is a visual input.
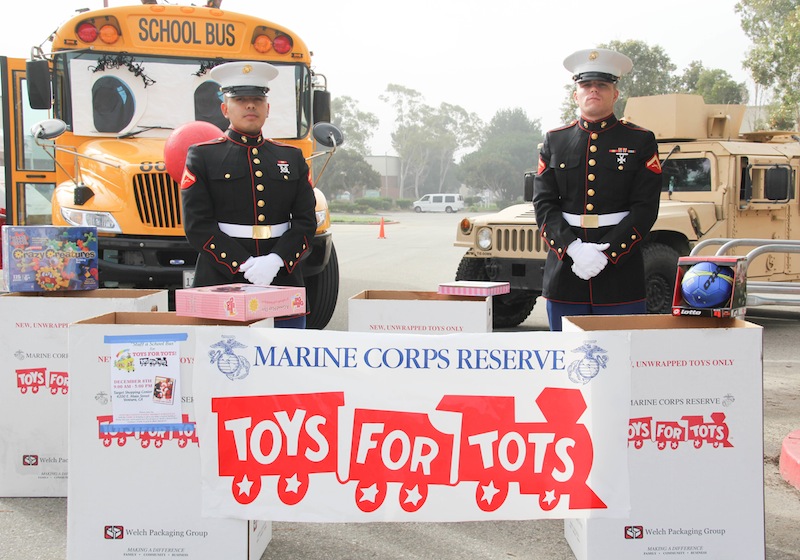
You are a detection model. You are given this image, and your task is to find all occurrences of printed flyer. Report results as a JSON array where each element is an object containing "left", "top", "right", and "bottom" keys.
[{"left": 107, "top": 336, "right": 183, "bottom": 427}]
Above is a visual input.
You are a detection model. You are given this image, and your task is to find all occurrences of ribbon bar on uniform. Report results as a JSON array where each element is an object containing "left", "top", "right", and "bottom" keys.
[
  {"left": 562, "top": 211, "right": 630, "bottom": 228},
  {"left": 218, "top": 222, "right": 290, "bottom": 239}
]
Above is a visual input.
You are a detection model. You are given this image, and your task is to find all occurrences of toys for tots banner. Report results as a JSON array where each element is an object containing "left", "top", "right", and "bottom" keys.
[{"left": 192, "top": 329, "right": 632, "bottom": 522}]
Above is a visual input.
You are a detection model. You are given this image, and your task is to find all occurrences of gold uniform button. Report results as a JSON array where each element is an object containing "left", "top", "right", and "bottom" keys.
[
  {"left": 587, "top": 189, "right": 595, "bottom": 196},
  {"left": 631, "top": 234, "right": 637, "bottom": 240},
  {"left": 224, "top": 173, "right": 231, "bottom": 179},
  {"left": 557, "top": 248, "right": 563, "bottom": 253},
  {"left": 220, "top": 252, "right": 226, "bottom": 258},
  {"left": 258, "top": 215, "right": 265, "bottom": 222},
  {"left": 591, "top": 133, "right": 598, "bottom": 140},
  {"left": 255, "top": 170, "right": 263, "bottom": 177},
  {"left": 257, "top": 184, "right": 265, "bottom": 191},
  {"left": 302, "top": 244, "right": 307, "bottom": 249},
  {"left": 588, "top": 174, "right": 596, "bottom": 181},
  {"left": 586, "top": 203, "right": 594, "bottom": 211},
  {"left": 289, "top": 261, "right": 294, "bottom": 267},
  {"left": 241, "top": 135, "right": 248, "bottom": 143},
  {"left": 590, "top": 145, "right": 597, "bottom": 152},
  {"left": 253, "top": 158, "right": 261, "bottom": 164},
  {"left": 210, "top": 243, "right": 215, "bottom": 249},
  {"left": 618, "top": 165, "right": 624, "bottom": 170},
  {"left": 611, "top": 252, "right": 617, "bottom": 257},
  {"left": 257, "top": 200, "right": 265, "bottom": 207},
  {"left": 252, "top": 148, "right": 258, "bottom": 155},
  {"left": 550, "top": 239, "right": 555, "bottom": 245},
  {"left": 621, "top": 243, "right": 627, "bottom": 249},
  {"left": 232, "top": 261, "right": 238, "bottom": 267},
  {"left": 583, "top": 121, "right": 589, "bottom": 127},
  {"left": 560, "top": 163, "right": 566, "bottom": 169},
  {"left": 588, "top": 159, "right": 596, "bottom": 166},
  {"left": 295, "top": 252, "right": 300, "bottom": 258}
]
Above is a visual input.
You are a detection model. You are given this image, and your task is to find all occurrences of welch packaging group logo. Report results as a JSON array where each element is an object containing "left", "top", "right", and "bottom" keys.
[
  {"left": 22, "top": 455, "right": 39, "bottom": 466},
  {"left": 104, "top": 526, "right": 124, "bottom": 539},
  {"left": 625, "top": 525, "right": 644, "bottom": 539}
]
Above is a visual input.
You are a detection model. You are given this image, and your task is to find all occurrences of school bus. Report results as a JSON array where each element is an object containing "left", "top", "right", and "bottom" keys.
[{"left": 0, "top": 1, "right": 341, "bottom": 328}]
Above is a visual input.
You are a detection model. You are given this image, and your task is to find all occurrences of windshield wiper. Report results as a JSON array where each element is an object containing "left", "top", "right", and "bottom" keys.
[{"left": 117, "top": 125, "right": 174, "bottom": 139}]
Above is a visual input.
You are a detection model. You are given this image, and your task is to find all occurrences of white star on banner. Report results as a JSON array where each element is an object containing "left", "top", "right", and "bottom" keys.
[
  {"left": 543, "top": 489, "right": 557, "bottom": 506},
  {"left": 284, "top": 473, "right": 302, "bottom": 494},
  {"left": 237, "top": 475, "right": 254, "bottom": 497},
  {"left": 480, "top": 481, "right": 500, "bottom": 504},
  {"left": 359, "top": 483, "right": 379, "bottom": 503},
  {"left": 403, "top": 485, "right": 423, "bottom": 506}
]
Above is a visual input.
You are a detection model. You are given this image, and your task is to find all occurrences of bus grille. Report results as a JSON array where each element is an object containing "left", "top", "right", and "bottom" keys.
[
  {"left": 133, "top": 173, "right": 183, "bottom": 229},
  {"left": 493, "top": 227, "right": 543, "bottom": 254}
]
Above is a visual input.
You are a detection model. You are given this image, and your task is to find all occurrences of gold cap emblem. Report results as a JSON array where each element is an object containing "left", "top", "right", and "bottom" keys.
[
  {"left": 242, "top": 64, "right": 253, "bottom": 74},
  {"left": 589, "top": 51, "right": 599, "bottom": 61}
]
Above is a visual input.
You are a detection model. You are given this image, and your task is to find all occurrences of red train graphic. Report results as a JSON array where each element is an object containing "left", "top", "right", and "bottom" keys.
[
  {"left": 209, "top": 387, "right": 603, "bottom": 513},
  {"left": 212, "top": 392, "right": 345, "bottom": 506},
  {"left": 15, "top": 368, "right": 69, "bottom": 395},
  {"left": 96, "top": 413, "right": 198, "bottom": 448},
  {"left": 627, "top": 413, "right": 732, "bottom": 450}
]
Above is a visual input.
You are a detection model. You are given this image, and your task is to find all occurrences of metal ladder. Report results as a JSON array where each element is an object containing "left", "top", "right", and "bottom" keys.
[{"left": 690, "top": 238, "right": 800, "bottom": 307}]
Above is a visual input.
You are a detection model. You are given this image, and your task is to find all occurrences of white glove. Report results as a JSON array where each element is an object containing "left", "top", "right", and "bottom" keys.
[
  {"left": 566, "top": 239, "right": 610, "bottom": 280},
  {"left": 239, "top": 253, "right": 283, "bottom": 286}
]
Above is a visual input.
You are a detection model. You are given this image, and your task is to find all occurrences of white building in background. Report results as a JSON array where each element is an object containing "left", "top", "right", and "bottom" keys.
[{"left": 365, "top": 154, "right": 401, "bottom": 199}]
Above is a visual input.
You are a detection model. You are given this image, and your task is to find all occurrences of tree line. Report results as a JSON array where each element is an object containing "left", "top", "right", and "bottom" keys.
[{"left": 316, "top": 17, "right": 788, "bottom": 207}]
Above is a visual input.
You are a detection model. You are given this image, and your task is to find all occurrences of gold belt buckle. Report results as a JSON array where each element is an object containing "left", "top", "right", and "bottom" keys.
[
  {"left": 251, "top": 225, "right": 272, "bottom": 239},
  {"left": 580, "top": 214, "right": 599, "bottom": 228}
]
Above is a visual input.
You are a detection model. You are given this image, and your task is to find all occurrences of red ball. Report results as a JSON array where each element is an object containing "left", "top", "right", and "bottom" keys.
[{"left": 164, "top": 121, "right": 224, "bottom": 182}]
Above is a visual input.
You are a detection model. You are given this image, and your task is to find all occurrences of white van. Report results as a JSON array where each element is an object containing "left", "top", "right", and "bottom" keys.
[{"left": 412, "top": 193, "right": 465, "bottom": 213}]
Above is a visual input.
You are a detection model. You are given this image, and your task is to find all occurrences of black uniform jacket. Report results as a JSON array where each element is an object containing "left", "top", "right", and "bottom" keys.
[
  {"left": 533, "top": 114, "right": 662, "bottom": 305},
  {"left": 181, "top": 127, "right": 317, "bottom": 288}
]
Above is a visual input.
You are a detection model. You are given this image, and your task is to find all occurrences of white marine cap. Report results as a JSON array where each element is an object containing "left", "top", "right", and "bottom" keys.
[
  {"left": 209, "top": 61, "right": 279, "bottom": 97},
  {"left": 563, "top": 48, "right": 633, "bottom": 83}
]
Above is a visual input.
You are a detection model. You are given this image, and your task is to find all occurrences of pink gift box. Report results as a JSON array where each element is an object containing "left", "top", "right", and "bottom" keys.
[
  {"left": 175, "top": 283, "right": 306, "bottom": 322},
  {"left": 437, "top": 281, "right": 510, "bottom": 297}
]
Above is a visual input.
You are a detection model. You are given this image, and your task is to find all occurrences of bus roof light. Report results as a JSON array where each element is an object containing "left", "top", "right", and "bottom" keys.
[
  {"left": 273, "top": 34, "right": 293, "bottom": 54},
  {"left": 253, "top": 34, "right": 272, "bottom": 53},
  {"left": 76, "top": 22, "right": 99, "bottom": 43}
]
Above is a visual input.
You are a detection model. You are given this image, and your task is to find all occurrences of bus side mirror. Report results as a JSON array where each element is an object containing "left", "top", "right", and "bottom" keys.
[
  {"left": 523, "top": 170, "right": 535, "bottom": 202},
  {"left": 26, "top": 59, "right": 52, "bottom": 110},
  {"left": 313, "top": 90, "right": 331, "bottom": 124},
  {"left": 31, "top": 119, "right": 67, "bottom": 141},
  {"left": 312, "top": 122, "right": 344, "bottom": 149}
]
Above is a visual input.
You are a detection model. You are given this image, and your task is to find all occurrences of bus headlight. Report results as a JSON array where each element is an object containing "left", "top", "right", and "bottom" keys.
[
  {"left": 476, "top": 227, "right": 493, "bottom": 250},
  {"left": 61, "top": 208, "right": 122, "bottom": 233}
]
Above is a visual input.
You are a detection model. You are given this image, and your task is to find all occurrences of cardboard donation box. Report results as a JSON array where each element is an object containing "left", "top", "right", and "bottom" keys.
[
  {"left": 67, "top": 312, "right": 273, "bottom": 560},
  {"left": 176, "top": 283, "right": 306, "bottom": 321},
  {"left": 672, "top": 256, "right": 747, "bottom": 318},
  {"left": 1, "top": 225, "right": 99, "bottom": 292},
  {"left": 348, "top": 289, "right": 492, "bottom": 334},
  {"left": 562, "top": 315, "right": 764, "bottom": 560},
  {"left": 0, "top": 289, "right": 168, "bottom": 497}
]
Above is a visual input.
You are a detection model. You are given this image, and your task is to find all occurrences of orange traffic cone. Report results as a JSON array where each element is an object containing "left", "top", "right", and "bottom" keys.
[{"left": 378, "top": 217, "right": 386, "bottom": 239}]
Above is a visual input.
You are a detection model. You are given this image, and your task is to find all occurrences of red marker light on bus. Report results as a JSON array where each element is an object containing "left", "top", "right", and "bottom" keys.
[
  {"left": 253, "top": 34, "right": 273, "bottom": 53},
  {"left": 76, "top": 22, "right": 99, "bottom": 43},
  {"left": 273, "top": 35, "right": 293, "bottom": 54},
  {"left": 98, "top": 24, "right": 120, "bottom": 44}
]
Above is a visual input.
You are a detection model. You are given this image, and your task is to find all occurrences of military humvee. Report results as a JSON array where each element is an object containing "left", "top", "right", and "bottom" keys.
[{"left": 454, "top": 94, "right": 800, "bottom": 327}]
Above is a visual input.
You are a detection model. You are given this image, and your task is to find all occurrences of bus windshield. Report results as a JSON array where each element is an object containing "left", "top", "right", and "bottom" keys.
[{"left": 56, "top": 52, "right": 311, "bottom": 140}]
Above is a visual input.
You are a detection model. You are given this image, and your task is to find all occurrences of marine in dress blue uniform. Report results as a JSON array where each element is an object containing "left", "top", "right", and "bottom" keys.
[
  {"left": 533, "top": 49, "right": 663, "bottom": 330},
  {"left": 180, "top": 61, "right": 316, "bottom": 326}
]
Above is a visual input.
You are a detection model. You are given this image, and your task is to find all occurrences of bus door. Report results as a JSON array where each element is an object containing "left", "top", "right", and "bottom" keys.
[{"left": 1, "top": 56, "right": 57, "bottom": 227}]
